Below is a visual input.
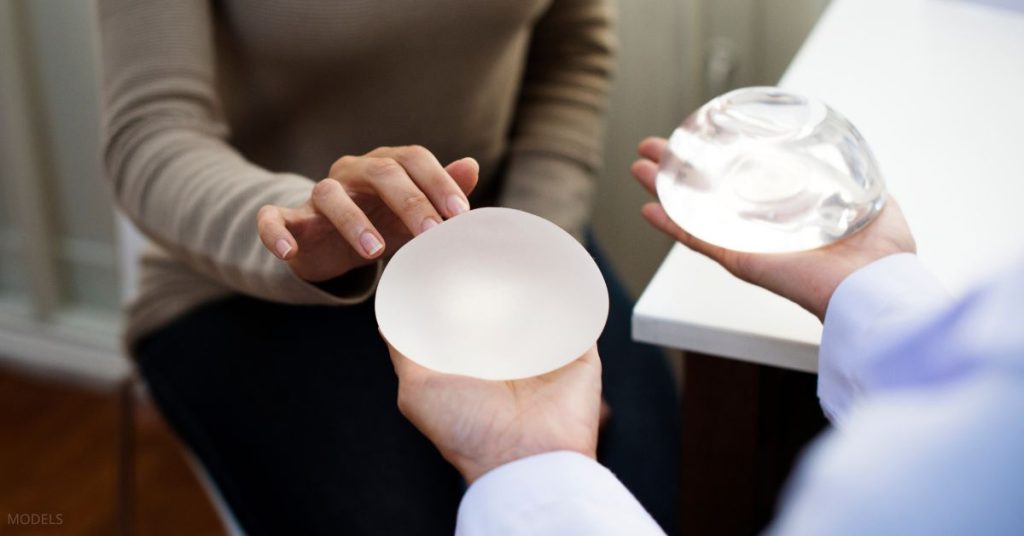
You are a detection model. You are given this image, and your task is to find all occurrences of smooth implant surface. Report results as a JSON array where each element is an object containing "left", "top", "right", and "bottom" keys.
[
  {"left": 656, "top": 87, "right": 886, "bottom": 253},
  {"left": 375, "top": 207, "right": 609, "bottom": 380}
]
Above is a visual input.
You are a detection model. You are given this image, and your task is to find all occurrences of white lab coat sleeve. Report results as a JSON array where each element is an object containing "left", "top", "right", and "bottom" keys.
[
  {"left": 817, "top": 253, "right": 950, "bottom": 423},
  {"left": 455, "top": 451, "right": 665, "bottom": 536},
  {"left": 767, "top": 372, "right": 1024, "bottom": 536},
  {"left": 768, "top": 254, "right": 1024, "bottom": 535}
]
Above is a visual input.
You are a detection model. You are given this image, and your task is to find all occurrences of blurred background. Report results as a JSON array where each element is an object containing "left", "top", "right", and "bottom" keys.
[{"left": 0, "top": 0, "right": 827, "bottom": 534}]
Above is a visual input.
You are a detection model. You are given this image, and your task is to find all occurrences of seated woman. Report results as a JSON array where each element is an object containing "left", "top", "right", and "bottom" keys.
[{"left": 98, "top": 1, "right": 679, "bottom": 533}]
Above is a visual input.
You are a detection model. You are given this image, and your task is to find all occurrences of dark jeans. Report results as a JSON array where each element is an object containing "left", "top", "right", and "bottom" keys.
[{"left": 137, "top": 244, "right": 679, "bottom": 535}]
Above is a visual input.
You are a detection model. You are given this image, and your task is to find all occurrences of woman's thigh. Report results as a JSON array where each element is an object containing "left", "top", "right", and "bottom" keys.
[{"left": 137, "top": 296, "right": 463, "bottom": 536}]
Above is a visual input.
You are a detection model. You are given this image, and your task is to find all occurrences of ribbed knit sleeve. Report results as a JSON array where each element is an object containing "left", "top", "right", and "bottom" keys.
[
  {"left": 98, "top": 0, "right": 379, "bottom": 306},
  {"left": 500, "top": 0, "right": 617, "bottom": 240}
]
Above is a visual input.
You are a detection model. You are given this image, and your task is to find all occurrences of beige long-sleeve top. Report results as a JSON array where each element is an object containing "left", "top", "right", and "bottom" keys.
[{"left": 98, "top": 0, "right": 615, "bottom": 349}]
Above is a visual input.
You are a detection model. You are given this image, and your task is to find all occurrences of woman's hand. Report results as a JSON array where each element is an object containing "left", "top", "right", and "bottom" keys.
[
  {"left": 258, "top": 146, "right": 479, "bottom": 283},
  {"left": 387, "top": 343, "right": 603, "bottom": 484},
  {"left": 631, "top": 137, "right": 916, "bottom": 320}
]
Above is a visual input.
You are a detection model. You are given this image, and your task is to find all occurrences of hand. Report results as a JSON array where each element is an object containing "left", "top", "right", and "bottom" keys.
[
  {"left": 631, "top": 137, "right": 916, "bottom": 320},
  {"left": 258, "top": 146, "right": 479, "bottom": 282},
  {"left": 387, "top": 343, "right": 603, "bottom": 484}
]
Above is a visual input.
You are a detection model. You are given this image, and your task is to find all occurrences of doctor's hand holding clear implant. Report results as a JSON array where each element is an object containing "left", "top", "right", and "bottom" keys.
[{"left": 631, "top": 136, "right": 916, "bottom": 320}]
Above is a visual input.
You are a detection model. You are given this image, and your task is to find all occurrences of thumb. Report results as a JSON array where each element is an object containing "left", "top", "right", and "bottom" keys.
[
  {"left": 445, "top": 157, "right": 480, "bottom": 197},
  {"left": 381, "top": 334, "right": 431, "bottom": 383}
]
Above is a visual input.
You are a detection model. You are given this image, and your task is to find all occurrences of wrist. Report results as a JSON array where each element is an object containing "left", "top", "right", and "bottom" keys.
[
  {"left": 812, "top": 251, "right": 909, "bottom": 320},
  {"left": 452, "top": 445, "right": 598, "bottom": 484},
  {"left": 808, "top": 261, "right": 865, "bottom": 321}
]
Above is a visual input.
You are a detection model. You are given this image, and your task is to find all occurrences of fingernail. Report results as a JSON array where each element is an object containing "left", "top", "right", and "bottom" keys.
[
  {"left": 421, "top": 218, "right": 439, "bottom": 233},
  {"left": 275, "top": 239, "right": 292, "bottom": 259},
  {"left": 446, "top": 195, "right": 469, "bottom": 216},
  {"left": 360, "top": 232, "right": 383, "bottom": 256}
]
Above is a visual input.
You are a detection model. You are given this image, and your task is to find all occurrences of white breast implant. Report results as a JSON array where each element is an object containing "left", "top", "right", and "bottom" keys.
[
  {"left": 657, "top": 87, "right": 886, "bottom": 253},
  {"left": 375, "top": 207, "right": 609, "bottom": 380}
]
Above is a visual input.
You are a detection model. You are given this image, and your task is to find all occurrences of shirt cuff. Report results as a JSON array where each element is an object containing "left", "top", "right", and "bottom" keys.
[
  {"left": 818, "top": 253, "right": 949, "bottom": 424},
  {"left": 456, "top": 451, "right": 663, "bottom": 536},
  {"left": 295, "top": 259, "right": 383, "bottom": 304}
]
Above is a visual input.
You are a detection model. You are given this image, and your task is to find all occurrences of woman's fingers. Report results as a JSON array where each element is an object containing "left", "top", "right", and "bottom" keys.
[
  {"left": 257, "top": 205, "right": 298, "bottom": 260},
  {"left": 637, "top": 136, "right": 668, "bottom": 163},
  {"left": 310, "top": 179, "right": 386, "bottom": 259},
  {"left": 445, "top": 157, "right": 480, "bottom": 197},
  {"left": 345, "top": 156, "right": 446, "bottom": 235},
  {"left": 264, "top": 147, "right": 478, "bottom": 279},
  {"left": 370, "top": 146, "right": 471, "bottom": 219},
  {"left": 328, "top": 148, "right": 477, "bottom": 241}
]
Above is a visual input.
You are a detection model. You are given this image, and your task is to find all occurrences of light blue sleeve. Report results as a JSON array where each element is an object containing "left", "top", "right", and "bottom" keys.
[
  {"left": 455, "top": 451, "right": 664, "bottom": 536},
  {"left": 769, "top": 255, "right": 1024, "bottom": 535},
  {"left": 769, "top": 373, "right": 1024, "bottom": 535},
  {"left": 817, "top": 253, "right": 951, "bottom": 423}
]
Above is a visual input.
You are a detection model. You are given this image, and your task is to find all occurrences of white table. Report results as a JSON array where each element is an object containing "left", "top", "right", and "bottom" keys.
[{"left": 633, "top": 0, "right": 1024, "bottom": 372}]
